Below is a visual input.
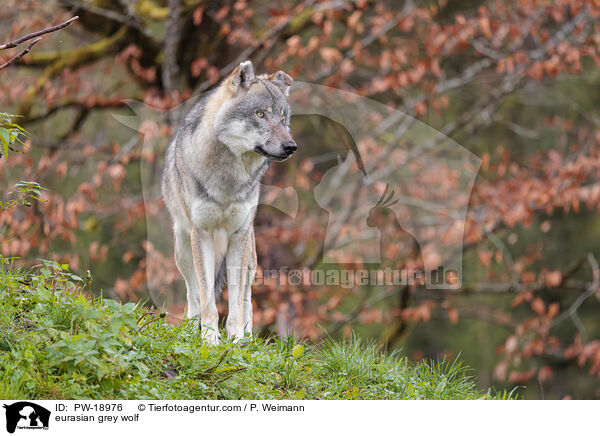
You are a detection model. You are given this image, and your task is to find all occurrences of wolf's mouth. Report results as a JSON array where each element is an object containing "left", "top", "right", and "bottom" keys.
[{"left": 254, "top": 146, "right": 289, "bottom": 161}]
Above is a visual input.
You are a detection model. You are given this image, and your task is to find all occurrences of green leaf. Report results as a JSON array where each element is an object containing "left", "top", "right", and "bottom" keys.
[
  {"left": 0, "top": 127, "right": 9, "bottom": 156},
  {"left": 291, "top": 344, "right": 304, "bottom": 359}
]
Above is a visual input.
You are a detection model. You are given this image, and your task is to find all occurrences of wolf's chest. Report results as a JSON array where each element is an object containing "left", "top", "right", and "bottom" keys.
[
  {"left": 199, "top": 157, "right": 265, "bottom": 199},
  {"left": 190, "top": 198, "right": 256, "bottom": 233}
]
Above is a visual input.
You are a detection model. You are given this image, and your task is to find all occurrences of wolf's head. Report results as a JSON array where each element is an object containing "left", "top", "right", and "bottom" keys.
[{"left": 212, "top": 60, "right": 296, "bottom": 161}]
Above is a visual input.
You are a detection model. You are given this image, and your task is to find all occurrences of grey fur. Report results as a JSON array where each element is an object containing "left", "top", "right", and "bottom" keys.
[
  {"left": 214, "top": 258, "right": 227, "bottom": 297},
  {"left": 160, "top": 60, "right": 296, "bottom": 343}
]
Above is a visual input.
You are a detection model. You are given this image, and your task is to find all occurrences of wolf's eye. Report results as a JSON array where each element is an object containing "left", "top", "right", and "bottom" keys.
[
  {"left": 280, "top": 114, "right": 286, "bottom": 124},
  {"left": 256, "top": 110, "right": 265, "bottom": 118}
]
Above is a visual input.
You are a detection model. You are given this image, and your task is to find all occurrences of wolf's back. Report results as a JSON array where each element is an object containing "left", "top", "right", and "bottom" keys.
[{"left": 160, "top": 91, "right": 212, "bottom": 226}]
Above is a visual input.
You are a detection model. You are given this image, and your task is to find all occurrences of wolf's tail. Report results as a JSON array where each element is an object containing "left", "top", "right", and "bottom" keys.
[{"left": 215, "top": 258, "right": 227, "bottom": 298}]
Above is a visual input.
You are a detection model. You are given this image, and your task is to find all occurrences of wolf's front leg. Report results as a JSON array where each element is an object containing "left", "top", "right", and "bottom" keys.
[
  {"left": 243, "top": 228, "right": 257, "bottom": 336},
  {"left": 226, "top": 228, "right": 251, "bottom": 341},
  {"left": 190, "top": 228, "right": 220, "bottom": 344}
]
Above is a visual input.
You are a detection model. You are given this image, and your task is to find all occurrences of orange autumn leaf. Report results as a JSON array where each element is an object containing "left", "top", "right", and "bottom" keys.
[
  {"left": 531, "top": 298, "right": 546, "bottom": 316},
  {"left": 545, "top": 270, "right": 562, "bottom": 287}
]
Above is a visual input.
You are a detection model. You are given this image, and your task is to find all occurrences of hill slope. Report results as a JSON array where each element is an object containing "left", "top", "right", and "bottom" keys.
[{"left": 0, "top": 262, "right": 512, "bottom": 400}]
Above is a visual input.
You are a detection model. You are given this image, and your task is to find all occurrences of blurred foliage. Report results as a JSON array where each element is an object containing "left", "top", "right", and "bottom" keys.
[{"left": 0, "top": 112, "right": 26, "bottom": 158}]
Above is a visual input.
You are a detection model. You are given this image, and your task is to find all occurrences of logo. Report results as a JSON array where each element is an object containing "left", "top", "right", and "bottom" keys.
[{"left": 2, "top": 402, "right": 50, "bottom": 434}]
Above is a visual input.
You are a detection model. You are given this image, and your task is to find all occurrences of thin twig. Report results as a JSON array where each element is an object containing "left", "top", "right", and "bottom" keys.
[
  {"left": 193, "top": 0, "right": 316, "bottom": 97},
  {"left": 202, "top": 349, "right": 230, "bottom": 374},
  {"left": 550, "top": 253, "right": 600, "bottom": 332},
  {"left": 137, "top": 310, "right": 159, "bottom": 324},
  {"left": 330, "top": 287, "right": 405, "bottom": 334},
  {"left": 60, "top": 0, "right": 153, "bottom": 38},
  {"left": 0, "top": 16, "right": 79, "bottom": 50},
  {"left": 213, "top": 367, "right": 245, "bottom": 383},
  {"left": 138, "top": 315, "right": 163, "bottom": 330},
  {"left": 0, "top": 37, "right": 41, "bottom": 71}
]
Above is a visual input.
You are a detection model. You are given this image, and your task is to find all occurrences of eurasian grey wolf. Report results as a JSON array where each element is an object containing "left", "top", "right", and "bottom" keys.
[{"left": 161, "top": 60, "right": 296, "bottom": 344}]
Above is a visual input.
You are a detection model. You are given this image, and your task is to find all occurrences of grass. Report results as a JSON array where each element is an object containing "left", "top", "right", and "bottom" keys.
[{"left": 0, "top": 261, "right": 515, "bottom": 400}]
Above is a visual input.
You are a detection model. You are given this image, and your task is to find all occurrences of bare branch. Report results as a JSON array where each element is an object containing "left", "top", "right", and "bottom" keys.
[
  {"left": 193, "top": 0, "right": 317, "bottom": 96},
  {"left": 60, "top": 0, "right": 150, "bottom": 35},
  {"left": 17, "top": 26, "right": 128, "bottom": 119},
  {"left": 0, "top": 16, "right": 78, "bottom": 50},
  {"left": 313, "top": 8, "right": 405, "bottom": 83},
  {"left": 550, "top": 253, "right": 600, "bottom": 334},
  {"left": 0, "top": 37, "right": 41, "bottom": 71},
  {"left": 162, "top": 0, "right": 182, "bottom": 124}
]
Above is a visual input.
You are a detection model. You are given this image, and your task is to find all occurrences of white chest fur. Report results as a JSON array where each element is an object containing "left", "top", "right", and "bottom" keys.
[{"left": 190, "top": 196, "right": 256, "bottom": 235}]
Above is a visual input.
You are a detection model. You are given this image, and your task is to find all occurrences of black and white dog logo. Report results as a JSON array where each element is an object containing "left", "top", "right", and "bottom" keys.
[{"left": 2, "top": 402, "right": 50, "bottom": 433}]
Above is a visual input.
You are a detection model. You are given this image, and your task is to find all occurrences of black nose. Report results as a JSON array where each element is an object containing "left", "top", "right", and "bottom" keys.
[{"left": 282, "top": 140, "right": 297, "bottom": 155}]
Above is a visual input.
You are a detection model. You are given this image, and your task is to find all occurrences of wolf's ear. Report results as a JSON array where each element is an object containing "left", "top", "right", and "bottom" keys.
[
  {"left": 269, "top": 71, "right": 293, "bottom": 96},
  {"left": 230, "top": 60, "right": 255, "bottom": 91}
]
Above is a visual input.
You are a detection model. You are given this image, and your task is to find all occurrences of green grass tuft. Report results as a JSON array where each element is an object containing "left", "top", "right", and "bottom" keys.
[{"left": 0, "top": 263, "right": 515, "bottom": 400}]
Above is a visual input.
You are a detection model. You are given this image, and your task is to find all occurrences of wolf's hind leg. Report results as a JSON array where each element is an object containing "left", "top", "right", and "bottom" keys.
[
  {"left": 190, "top": 227, "right": 220, "bottom": 344},
  {"left": 174, "top": 225, "right": 201, "bottom": 326}
]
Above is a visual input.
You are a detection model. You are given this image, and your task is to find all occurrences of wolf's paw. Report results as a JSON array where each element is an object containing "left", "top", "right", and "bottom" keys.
[
  {"left": 227, "top": 330, "right": 245, "bottom": 343},
  {"left": 226, "top": 325, "right": 252, "bottom": 343},
  {"left": 201, "top": 327, "right": 221, "bottom": 345},
  {"left": 188, "top": 317, "right": 201, "bottom": 330}
]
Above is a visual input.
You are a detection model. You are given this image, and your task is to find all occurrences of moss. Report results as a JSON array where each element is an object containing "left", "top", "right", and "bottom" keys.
[{"left": 18, "top": 26, "right": 128, "bottom": 119}]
